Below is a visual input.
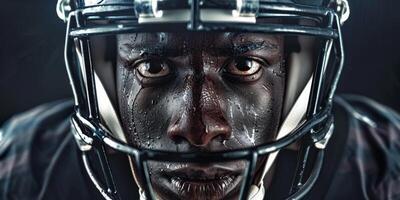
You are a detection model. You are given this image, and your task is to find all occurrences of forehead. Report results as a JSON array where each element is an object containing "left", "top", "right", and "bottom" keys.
[{"left": 117, "top": 33, "right": 282, "bottom": 49}]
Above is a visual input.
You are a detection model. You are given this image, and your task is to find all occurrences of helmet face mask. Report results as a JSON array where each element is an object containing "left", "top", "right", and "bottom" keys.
[{"left": 61, "top": 0, "right": 349, "bottom": 199}]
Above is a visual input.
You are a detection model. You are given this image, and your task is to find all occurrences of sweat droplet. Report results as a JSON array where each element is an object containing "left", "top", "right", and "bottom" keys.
[
  {"left": 222, "top": 140, "right": 227, "bottom": 148},
  {"left": 159, "top": 32, "right": 166, "bottom": 42}
]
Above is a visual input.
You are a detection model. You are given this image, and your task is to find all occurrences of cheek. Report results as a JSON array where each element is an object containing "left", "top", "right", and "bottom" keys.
[
  {"left": 117, "top": 64, "right": 180, "bottom": 148},
  {"left": 220, "top": 62, "right": 285, "bottom": 146},
  {"left": 117, "top": 66, "right": 141, "bottom": 142},
  {"left": 129, "top": 88, "right": 174, "bottom": 149}
]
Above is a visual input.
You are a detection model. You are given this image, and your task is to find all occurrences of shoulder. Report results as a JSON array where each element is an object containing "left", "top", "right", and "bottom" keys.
[
  {"left": 0, "top": 100, "right": 74, "bottom": 144},
  {"left": 327, "top": 95, "right": 400, "bottom": 200},
  {"left": 0, "top": 100, "right": 91, "bottom": 199},
  {"left": 335, "top": 94, "right": 400, "bottom": 130},
  {"left": 335, "top": 95, "right": 400, "bottom": 160},
  {"left": 0, "top": 100, "right": 75, "bottom": 162}
]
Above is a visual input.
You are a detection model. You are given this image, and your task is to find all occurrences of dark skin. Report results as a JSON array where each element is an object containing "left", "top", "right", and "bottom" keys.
[{"left": 117, "top": 32, "right": 286, "bottom": 200}]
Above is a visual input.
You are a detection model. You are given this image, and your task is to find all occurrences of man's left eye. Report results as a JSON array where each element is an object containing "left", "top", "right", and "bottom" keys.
[
  {"left": 225, "top": 57, "right": 263, "bottom": 76},
  {"left": 135, "top": 60, "right": 170, "bottom": 78}
]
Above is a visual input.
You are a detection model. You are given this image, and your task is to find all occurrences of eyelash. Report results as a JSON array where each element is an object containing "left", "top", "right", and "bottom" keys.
[
  {"left": 219, "top": 56, "right": 269, "bottom": 83},
  {"left": 127, "top": 56, "right": 156, "bottom": 69},
  {"left": 221, "top": 56, "right": 270, "bottom": 71},
  {"left": 246, "top": 56, "right": 270, "bottom": 67}
]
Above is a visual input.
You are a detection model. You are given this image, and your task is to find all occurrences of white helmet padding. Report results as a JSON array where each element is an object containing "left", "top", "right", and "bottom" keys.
[
  {"left": 90, "top": 36, "right": 127, "bottom": 144},
  {"left": 283, "top": 36, "right": 318, "bottom": 117}
]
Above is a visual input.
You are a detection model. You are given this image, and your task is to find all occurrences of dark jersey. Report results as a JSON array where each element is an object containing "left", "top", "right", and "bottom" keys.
[
  {"left": 1, "top": 95, "right": 400, "bottom": 200},
  {"left": 0, "top": 100, "right": 101, "bottom": 200}
]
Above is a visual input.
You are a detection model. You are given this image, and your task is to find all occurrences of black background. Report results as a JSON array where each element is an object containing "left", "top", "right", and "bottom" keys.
[{"left": 0, "top": 0, "right": 399, "bottom": 125}]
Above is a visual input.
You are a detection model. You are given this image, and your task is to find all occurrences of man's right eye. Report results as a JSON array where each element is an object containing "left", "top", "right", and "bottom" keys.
[{"left": 135, "top": 59, "right": 171, "bottom": 78}]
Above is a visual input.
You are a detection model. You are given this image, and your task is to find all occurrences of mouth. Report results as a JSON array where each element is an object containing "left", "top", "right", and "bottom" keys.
[{"left": 157, "top": 165, "right": 243, "bottom": 200}]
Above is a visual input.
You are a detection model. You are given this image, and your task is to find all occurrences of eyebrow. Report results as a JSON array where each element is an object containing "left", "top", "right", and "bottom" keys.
[
  {"left": 231, "top": 41, "right": 279, "bottom": 55},
  {"left": 123, "top": 41, "right": 278, "bottom": 58}
]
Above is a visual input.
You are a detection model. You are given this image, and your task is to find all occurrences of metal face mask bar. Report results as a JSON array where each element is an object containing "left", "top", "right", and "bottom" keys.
[{"left": 61, "top": 0, "right": 348, "bottom": 199}]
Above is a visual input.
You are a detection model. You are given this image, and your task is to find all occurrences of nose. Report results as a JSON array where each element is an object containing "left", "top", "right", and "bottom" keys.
[{"left": 167, "top": 76, "right": 231, "bottom": 147}]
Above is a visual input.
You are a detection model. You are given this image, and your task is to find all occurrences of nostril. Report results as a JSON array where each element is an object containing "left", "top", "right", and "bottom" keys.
[
  {"left": 168, "top": 134, "right": 187, "bottom": 145},
  {"left": 214, "top": 134, "right": 229, "bottom": 144},
  {"left": 205, "top": 119, "right": 232, "bottom": 140},
  {"left": 168, "top": 124, "right": 231, "bottom": 147}
]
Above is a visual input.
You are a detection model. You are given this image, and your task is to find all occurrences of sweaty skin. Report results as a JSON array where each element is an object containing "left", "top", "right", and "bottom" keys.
[{"left": 116, "top": 32, "right": 286, "bottom": 200}]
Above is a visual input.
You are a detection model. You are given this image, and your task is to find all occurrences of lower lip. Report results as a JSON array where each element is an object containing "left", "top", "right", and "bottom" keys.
[{"left": 169, "top": 174, "right": 239, "bottom": 199}]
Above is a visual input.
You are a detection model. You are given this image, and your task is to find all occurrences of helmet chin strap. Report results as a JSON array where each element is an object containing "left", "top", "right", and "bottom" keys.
[{"left": 249, "top": 77, "right": 313, "bottom": 200}]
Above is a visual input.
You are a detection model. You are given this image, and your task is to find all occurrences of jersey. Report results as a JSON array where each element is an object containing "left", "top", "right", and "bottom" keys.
[{"left": 0, "top": 100, "right": 101, "bottom": 200}]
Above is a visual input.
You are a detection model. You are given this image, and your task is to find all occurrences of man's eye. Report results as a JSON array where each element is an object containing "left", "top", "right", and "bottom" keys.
[
  {"left": 225, "top": 57, "right": 263, "bottom": 76},
  {"left": 135, "top": 60, "right": 170, "bottom": 78}
]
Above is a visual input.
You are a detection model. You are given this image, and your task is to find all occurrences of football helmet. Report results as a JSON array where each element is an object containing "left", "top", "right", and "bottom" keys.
[{"left": 56, "top": 0, "right": 350, "bottom": 199}]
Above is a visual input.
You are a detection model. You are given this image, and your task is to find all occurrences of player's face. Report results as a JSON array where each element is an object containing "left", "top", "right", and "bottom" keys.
[{"left": 116, "top": 32, "right": 286, "bottom": 199}]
